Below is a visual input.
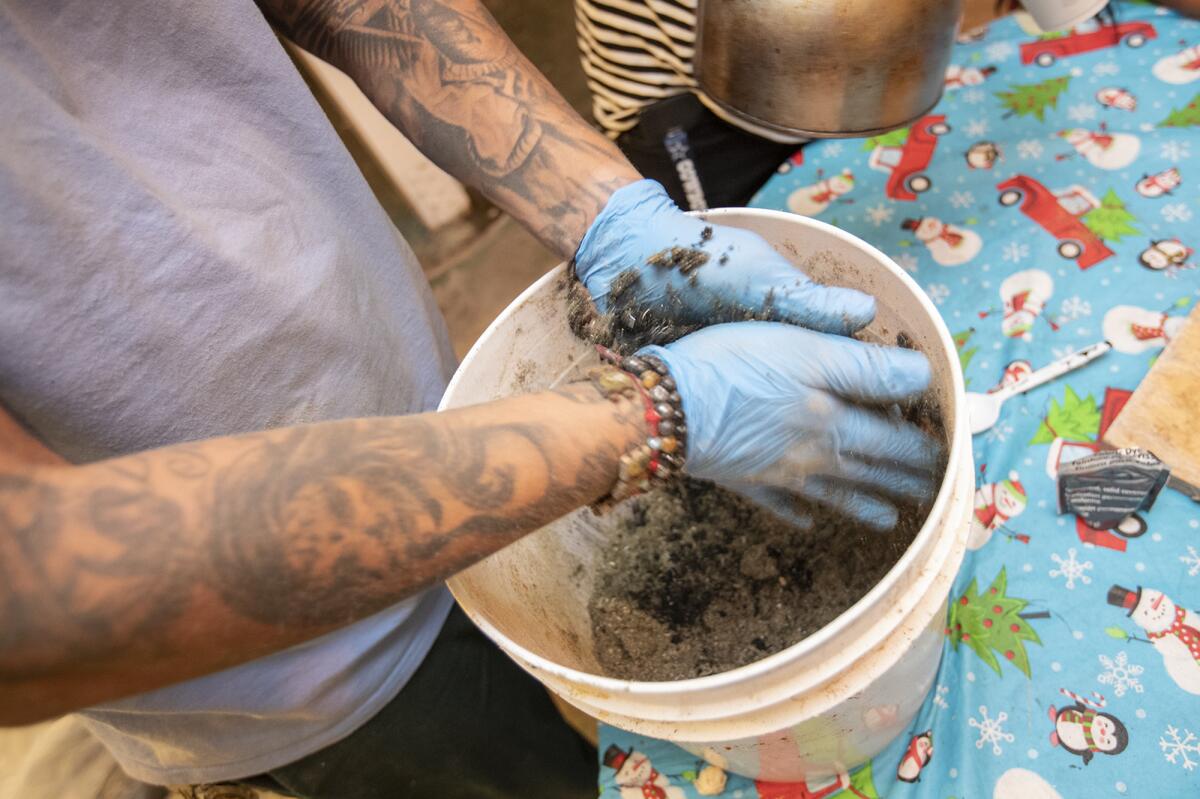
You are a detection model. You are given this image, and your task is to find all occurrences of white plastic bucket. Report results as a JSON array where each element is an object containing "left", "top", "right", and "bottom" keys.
[
  {"left": 1018, "top": 0, "right": 1108, "bottom": 33},
  {"left": 439, "top": 209, "right": 973, "bottom": 782}
]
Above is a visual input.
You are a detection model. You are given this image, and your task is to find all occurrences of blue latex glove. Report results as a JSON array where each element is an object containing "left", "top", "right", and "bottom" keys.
[
  {"left": 645, "top": 322, "right": 940, "bottom": 530},
  {"left": 574, "top": 179, "right": 876, "bottom": 335}
]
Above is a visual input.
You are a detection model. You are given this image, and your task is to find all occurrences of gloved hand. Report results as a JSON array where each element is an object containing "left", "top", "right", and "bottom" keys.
[
  {"left": 575, "top": 179, "right": 876, "bottom": 335},
  {"left": 644, "top": 322, "right": 940, "bottom": 530}
]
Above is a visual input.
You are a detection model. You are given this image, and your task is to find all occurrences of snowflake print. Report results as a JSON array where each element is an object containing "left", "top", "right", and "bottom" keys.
[
  {"left": 1162, "top": 203, "right": 1193, "bottom": 223},
  {"left": 1051, "top": 344, "right": 1079, "bottom": 360},
  {"left": 1050, "top": 548, "right": 1093, "bottom": 590},
  {"left": 985, "top": 421, "right": 1014, "bottom": 444},
  {"left": 1161, "top": 140, "right": 1190, "bottom": 161},
  {"left": 963, "top": 88, "right": 985, "bottom": 105},
  {"left": 1182, "top": 545, "right": 1200, "bottom": 577},
  {"left": 969, "top": 706, "right": 1014, "bottom": 755},
  {"left": 895, "top": 253, "right": 919, "bottom": 273},
  {"left": 821, "top": 141, "right": 844, "bottom": 158},
  {"left": 1094, "top": 60, "right": 1121, "bottom": 76},
  {"left": 949, "top": 190, "right": 975, "bottom": 209},
  {"left": 866, "top": 203, "right": 894, "bottom": 226},
  {"left": 1017, "top": 139, "right": 1044, "bottom": 160},
  {"left": 986, "top": 41, "right": 1016, "bottom": 61},
  {"left": 1160, "top": 725, "right": 1199, "bottom": 771},
  {"left": 1068, "top": 103, "right": 1098, "bottom": 123},
  {"left": 926, "top": 283, "right": 950, "bottom": 305},
  {"left": 1060, "top": 296, "right": 1092, "bottom": 321},
  {"left": 1002, "top": 241, "right": 1030, "bottom": 263},
  {"left": 933, "top": 684, "right": 950, "bottom": 710},
  {"left": 966, "top": 118, "right": 989, "bottom": 137},
  {"left": 1097, "top": 651, "right": 1145, "bottom": 697}
]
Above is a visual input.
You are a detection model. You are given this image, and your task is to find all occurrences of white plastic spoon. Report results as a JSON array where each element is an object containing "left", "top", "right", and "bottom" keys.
[{"left": 967, "top": 340, "right": 1112, "bottom": 436}]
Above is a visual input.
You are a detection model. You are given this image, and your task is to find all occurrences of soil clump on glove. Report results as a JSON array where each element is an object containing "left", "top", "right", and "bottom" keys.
[{"left": 565, "top": 225, "right": 761, "bottom": 352}]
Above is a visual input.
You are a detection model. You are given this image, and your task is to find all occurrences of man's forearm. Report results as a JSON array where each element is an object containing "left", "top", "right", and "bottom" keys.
[
  {"left": 0, "top": 384, "right": 642, "bottom": 723},
  {"left": 262, "top": 0, "right": 641, "bottom": 258}
]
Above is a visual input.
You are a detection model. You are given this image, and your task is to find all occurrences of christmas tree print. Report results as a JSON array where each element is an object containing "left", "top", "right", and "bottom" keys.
[
  {"left": 1029, "top": 384, "right": 1100, "bottom": 445},
  {"left": 1083, "top": 189, "right": 1140, "bottom": 243},
  {"left": 954, "top": 328, "right": 978, "bottom": 384},
  {"left": 995, "top": 76, "right": 1071, "bottom": 121},
  {"left": 946, "top": 567, "right": 1045, "bottom": 678},
  {"left": 861, "top": 127, "right": 910, "bottom": 151},
  {"left": 1158, "top": 91, "right": 1200, "bottom": 128}
]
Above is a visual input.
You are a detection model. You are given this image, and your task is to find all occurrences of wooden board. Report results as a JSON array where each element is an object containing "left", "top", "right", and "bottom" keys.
[{"left": 1104, "top": 305, "right": 1200, "bottom": 488}]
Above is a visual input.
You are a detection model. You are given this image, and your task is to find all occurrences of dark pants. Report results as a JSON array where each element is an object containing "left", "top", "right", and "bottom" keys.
[
  {"left": 616, "top": 92, "right": 802, "bottom": 211},
  {"left": 244, "top": 605, "right": 596, "bottom": 799}
]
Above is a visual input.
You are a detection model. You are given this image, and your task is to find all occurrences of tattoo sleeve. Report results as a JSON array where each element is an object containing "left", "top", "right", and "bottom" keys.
[
  {"left": 260, "top": 0, "right": 642, "bottom": 257},
  {"left": 0, "top": 384, "right": 642, "bottom": 722}
]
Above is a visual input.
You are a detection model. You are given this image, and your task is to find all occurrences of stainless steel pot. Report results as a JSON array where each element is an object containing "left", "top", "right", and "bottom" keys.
[{"left": 695, "top": 0, "right": 965, "bottom": 138}]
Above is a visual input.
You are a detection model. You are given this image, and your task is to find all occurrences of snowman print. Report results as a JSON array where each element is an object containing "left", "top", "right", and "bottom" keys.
[
  {"left": 944, "top": 63, "right": 996, "bottom": 90},
  {"left": 1096, "top": 87, "right": 1137, "bottom": 112},
  {"left": 997, "top": 269, "right": 1054, "bottom": 341},
  {"left": 1102, "top": 304, "right": 1186, "bottom": 353},
  {"left": 993, "top": 768, "right": 1064, "bottom": 799},
  {"left": 1047, "top": 689, "right": 1129, "bottom": 766},
  {"left": 969, "top": 471, "right": 1028, "bottom": 550},
  {"left": 603, "top": 746, "right": 687, "bottom": 799},
  {"left": 1136, "top": 167, "right": 1181, "bottom": 198},
  {"left": 1108, "top": 585, "right": 1200, "bottom": 695},
  {"left": 901, "top": 216, "right": 982, "bottom": 266},
  {"left": 989, "top": 359, "right": 1033, "bottom": 393},
  {"left": 786, "top": 168, "right": 855, "bottom": 217},
  {"left": 1152, "top": 44, "right": 1200, "bottom": 84},
  {"left": 1058, "top": 127, "right": 1141, "bottom": 170}
]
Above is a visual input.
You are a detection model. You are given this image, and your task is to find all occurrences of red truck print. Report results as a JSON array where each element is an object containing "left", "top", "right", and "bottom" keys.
[
  {"left": 997, "top": 175, "right": 1115, "bottom": 269},
  {"left": 868, "top": 115, "right": 951, "bottom": 201},
  {"left": 1046, "top": 388, "right": 1143, "bottom": 552},
  {"left": 1021, "top": 21, "right": 1156, "bottom": 67}
]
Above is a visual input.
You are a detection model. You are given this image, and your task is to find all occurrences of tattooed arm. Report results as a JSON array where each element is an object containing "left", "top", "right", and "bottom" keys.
[
  {"left": 0, "top": 384, "right": 642, "bottom": 724},
  {"left": 260, "top": 0, "right": 640, "bottom": 257}
]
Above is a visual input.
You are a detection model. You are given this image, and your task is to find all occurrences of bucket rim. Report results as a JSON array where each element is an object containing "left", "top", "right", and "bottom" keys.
[{"left": 444, "top": 207, "right": 969, "bottom": 697}]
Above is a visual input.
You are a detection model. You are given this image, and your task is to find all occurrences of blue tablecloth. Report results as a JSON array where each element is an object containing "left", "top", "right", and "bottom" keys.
[{"left": 599, "top": 4, "right": 1200, "bottom": 797}]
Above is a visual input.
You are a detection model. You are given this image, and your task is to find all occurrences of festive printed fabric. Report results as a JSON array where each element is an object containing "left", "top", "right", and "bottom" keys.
[{"left": 598, "top": 3, "right": 1200, "bottom": 797}]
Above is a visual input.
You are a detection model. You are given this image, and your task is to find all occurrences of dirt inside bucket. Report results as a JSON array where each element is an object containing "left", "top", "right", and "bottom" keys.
[
  {"left": 567, "top": 244, "right": 947, "bottom": 682},
  {"left": 589, "top": 478, "right": 930, "bottom": 681}
]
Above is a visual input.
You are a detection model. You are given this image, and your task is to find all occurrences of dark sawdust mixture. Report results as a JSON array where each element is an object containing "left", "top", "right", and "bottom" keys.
[
  {"left": 567, "top": 240, "right": 946, "bottom": 681},
  {"left": 590, "top": 478, "right": 927, "bottom": 681}
]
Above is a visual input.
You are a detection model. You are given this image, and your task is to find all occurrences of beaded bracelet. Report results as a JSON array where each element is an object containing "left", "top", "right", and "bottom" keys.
[{"left": 586, "top": 346, "right": 687, "bottom": 507}]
